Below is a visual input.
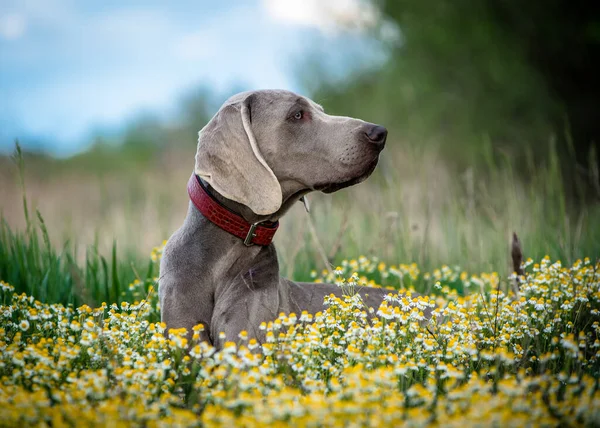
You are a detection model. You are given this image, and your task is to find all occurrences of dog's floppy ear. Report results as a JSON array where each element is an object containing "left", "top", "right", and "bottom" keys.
[{"left": 194, "top": 94, "right": 282, "bottom": 215}]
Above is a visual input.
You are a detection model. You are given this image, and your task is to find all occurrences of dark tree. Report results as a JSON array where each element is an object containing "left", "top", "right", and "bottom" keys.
[{"left": 487, "top": 0, "right": 600, "bottom": 163}]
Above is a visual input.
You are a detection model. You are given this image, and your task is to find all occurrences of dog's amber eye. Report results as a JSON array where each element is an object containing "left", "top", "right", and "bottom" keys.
[{"left": 293, "top": 111, "right": 303, "bottom": 120}]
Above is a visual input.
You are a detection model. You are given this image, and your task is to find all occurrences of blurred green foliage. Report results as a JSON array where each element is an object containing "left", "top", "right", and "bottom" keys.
[
  {"left": 311, "top": 0, "right": 599, "bottom": 196},
  {"left": 316, "top": 2, "right": 553, "bottom": 159}
]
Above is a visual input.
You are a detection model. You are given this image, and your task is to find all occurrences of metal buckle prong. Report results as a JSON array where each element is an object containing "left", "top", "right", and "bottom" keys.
[{"left": 244, "top": 222, "right": 260, "bottom": 246}]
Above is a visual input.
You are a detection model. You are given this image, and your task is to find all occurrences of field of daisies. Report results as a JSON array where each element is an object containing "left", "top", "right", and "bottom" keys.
[{"left": 1, "top": 241, "right": 599, "bottom": 427}]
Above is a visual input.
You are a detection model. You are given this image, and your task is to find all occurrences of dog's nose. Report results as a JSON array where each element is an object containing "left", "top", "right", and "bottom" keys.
[{"left": 365, "top": 125, "right": 387, "bottom": 147}]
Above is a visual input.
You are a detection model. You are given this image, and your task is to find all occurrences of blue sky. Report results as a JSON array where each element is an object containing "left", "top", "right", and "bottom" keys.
[{"left": 0, "top": 0, "right": 386, "bottom": 156}]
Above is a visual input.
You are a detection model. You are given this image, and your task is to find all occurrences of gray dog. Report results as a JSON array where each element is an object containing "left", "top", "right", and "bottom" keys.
[{"left": 159, "top": 89, "right": 392, "bottom": 349}]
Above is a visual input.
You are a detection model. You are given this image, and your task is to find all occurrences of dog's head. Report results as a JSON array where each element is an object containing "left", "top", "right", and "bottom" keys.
[{"left": 195, "top": 90, "right": 386, "bottom": 216}]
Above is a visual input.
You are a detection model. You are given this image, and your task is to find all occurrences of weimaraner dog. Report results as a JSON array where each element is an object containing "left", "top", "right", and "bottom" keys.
[{"left": 159, "top": 89, "right": 392, "bottom": 348}]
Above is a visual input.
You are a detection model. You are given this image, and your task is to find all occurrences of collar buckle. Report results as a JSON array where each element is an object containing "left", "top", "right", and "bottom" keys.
[{"left": 243, "top": 222, "right": 260, "bottom": 246}]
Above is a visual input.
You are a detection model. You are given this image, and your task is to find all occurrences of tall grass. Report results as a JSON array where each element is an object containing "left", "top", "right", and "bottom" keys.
[
  {"left": 282, "top": 138, "right": 600, "bottom": 279},
  {"left": 0, "top": 144, "right": 155, "bottom": 307}
]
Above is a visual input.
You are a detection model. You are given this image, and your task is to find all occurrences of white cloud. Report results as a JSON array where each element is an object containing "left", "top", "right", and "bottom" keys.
[
  {"left": 0, "top": 13, "right": 26, "bottom": 40},
  {"left": 262, "top": 0, "right": 378, "bottom": 34}
]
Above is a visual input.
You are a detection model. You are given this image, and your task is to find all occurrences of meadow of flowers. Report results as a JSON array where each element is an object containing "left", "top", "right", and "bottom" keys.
[{"left": 1, "top": 245, "right": 599, "bottom": 427}]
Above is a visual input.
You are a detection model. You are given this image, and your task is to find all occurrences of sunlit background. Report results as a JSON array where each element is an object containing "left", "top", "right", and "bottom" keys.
[{"left": 1, "top": 0, "right": 599, "bottom": 282}]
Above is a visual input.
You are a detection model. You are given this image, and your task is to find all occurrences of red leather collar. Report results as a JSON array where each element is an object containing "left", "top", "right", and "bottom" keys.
[{"left": 187, "top": 173, "right": 279, "bottom": 246}]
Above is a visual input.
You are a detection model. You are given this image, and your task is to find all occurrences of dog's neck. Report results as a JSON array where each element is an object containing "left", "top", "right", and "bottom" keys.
[{"left": 182, "top": 200, "right": 278, "bottom": 287}]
